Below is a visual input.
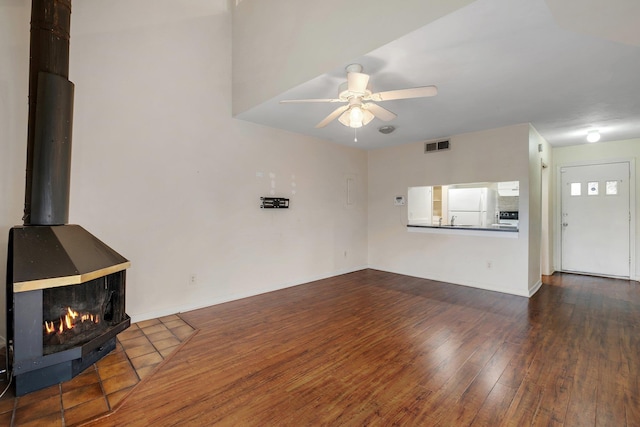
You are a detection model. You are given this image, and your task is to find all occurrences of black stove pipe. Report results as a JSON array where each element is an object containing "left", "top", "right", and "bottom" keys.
[{"left": 24, "top": 0, "right": 73, "bottom": 226}]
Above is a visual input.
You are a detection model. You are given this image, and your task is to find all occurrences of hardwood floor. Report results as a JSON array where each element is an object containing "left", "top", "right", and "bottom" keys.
[
  {"left": 85, "top": 269, "right": 640, "bottom": 426},
  {"left": 0, "top": 315, "right": 195, "bottom": 426}
]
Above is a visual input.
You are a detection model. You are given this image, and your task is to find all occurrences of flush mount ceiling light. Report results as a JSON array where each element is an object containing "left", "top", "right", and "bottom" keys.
[
  {"left": 280, "top": 63, "right": 438, "bottom": 129},
  {"left": 378, "top": 125, "right": 396, "bottom": 134},
  {"left": 586, "top": 129, "right": 601, "bottom": 143}
]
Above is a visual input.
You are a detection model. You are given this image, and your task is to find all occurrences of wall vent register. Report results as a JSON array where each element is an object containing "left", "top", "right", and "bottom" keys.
[{"left": 425, "top": 140, "right": 450, "bottom": 153}]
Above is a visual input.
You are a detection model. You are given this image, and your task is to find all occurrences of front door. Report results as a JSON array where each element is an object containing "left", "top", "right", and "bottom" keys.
[{"left": 560, "top": 162, "right": 630, "bottom": 277}]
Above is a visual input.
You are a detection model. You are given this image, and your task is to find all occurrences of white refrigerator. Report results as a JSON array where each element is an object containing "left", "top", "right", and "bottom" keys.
[
  {"left": 447, "top": 187, "right": 494, "bottom": 226},
  {"left": 407, "top": 186, "right": 432, "bottom": 224}
]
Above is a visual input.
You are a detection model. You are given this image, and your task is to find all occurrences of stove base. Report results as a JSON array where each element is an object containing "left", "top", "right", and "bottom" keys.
[{"left": 14, "top": 337, "right": 116, "bottom": 397}]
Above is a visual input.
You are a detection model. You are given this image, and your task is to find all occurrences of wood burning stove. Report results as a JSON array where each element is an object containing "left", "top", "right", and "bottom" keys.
[
  {"left": 7, "top": 226, "right": 131, "bottom": 396},
  {"left": 5, "top": 0, "right": 131, "bottom": 396}
]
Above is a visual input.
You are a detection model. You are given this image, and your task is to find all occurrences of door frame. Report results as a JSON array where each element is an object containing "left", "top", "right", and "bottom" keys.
[{"left": 554, "top": 157, "right": 636, "bottom": 280}]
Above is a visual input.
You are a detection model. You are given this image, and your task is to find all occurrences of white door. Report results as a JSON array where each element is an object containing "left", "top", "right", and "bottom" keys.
[{"left": 560, "top": 162, "right": 630, "bottom": 277}]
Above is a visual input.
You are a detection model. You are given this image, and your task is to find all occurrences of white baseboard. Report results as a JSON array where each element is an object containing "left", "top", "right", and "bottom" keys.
[
  {"left": 529, "top": 279, "right": 543, "bottom": 296},
  {"left": 368, "top": 266, "right": 533, "bottom": 298},
  {"left": 130, "top": 264, "right": 553, "bottom": 324}
]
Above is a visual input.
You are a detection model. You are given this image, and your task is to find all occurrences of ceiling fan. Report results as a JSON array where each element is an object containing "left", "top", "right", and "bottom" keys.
[{"left": 280, "top": 64, "right": 438, "bottom": 129}]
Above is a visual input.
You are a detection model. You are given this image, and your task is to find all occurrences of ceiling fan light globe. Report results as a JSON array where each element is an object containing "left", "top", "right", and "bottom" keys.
[
  {"left": 349, "top": 106, "right": 364, "bottom": 125},
  {"left": 338, "top": 108, "right": 364, "bottom": 128}
]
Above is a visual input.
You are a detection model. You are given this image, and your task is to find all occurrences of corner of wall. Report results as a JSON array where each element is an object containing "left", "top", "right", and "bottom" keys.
[
  {"left": 528, "top": 279, "right": 543, "bottom": 297},
  {"left": 526, "top": 125, "right": 549, "bottom": 287},
  {"left": 529, "top": 125, "right": 554, "bottom": 276}
]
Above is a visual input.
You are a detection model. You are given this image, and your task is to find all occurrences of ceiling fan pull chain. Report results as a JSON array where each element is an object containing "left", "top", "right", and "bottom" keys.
[{"left": 354, "top": 128, "right": 358, "bottom": 143}]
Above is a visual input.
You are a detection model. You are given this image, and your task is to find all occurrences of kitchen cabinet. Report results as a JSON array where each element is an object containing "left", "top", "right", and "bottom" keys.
[
  {"left": 498, "top": 181, "right": 519, "bottom": 196},
  {"left": 433, "top": 186, "right": 442, "bottom": 217}
]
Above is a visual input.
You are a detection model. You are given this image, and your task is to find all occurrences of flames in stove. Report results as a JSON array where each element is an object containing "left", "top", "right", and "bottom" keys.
[{"left": 44, "top": 307, "right": 101, "bottom": 342}]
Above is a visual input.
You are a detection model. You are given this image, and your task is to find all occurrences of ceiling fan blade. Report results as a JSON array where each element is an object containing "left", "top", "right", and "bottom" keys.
[
  {"left": 280, "top": 98, "right": 342, "bottom": 103},
  {"left": 316, "top": 105, "right": 349, "bottom": 128},
  {"left": 369, "top": 85, "right": 438, "bottom": 102},
  {"left": 347, "top": 72, "right": 370, "bottom": 94},
  {"left": 364, "top": 103, "right": 397, "bottom": 121}
]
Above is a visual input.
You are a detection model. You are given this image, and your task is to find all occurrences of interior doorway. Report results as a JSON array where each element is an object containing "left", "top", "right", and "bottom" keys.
[{"left": 560, "top": 161, "right": 631, "bottom": 278}]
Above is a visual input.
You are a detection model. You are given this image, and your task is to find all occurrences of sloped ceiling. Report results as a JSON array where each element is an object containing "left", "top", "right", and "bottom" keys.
[{"left": 237, "top": 0, "right": 640, "bottom": 149}]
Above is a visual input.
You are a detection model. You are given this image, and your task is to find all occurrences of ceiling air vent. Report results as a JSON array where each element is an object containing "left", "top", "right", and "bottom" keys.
[{"left": 425, "top": 140, "right": 450, "bottom": 153}]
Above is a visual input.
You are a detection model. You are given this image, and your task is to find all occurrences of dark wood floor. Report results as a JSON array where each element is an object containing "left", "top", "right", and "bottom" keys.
[{"left": 86, "top": 269, "right": 640, "bottom": 426}]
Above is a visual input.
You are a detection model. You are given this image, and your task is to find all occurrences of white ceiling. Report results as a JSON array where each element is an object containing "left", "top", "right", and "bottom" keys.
[{"left": 237, "top": 0, "right": 640, "bottom": 150}]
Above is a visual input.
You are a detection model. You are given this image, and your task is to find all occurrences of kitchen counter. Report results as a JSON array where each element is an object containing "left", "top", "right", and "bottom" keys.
[{"left": 407, "top": 223, "right": 519, "bottom": 238}]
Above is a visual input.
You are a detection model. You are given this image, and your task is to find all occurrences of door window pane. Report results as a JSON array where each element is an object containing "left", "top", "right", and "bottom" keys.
[
  {"left": 570, "top": 182, "right": 581, "bottom": 196},
  {"left": 606, "top": 181, "right": 618, "bottom": 195},
  {"left": 587, "top": 182, "right": 599, "bottom": 196}
]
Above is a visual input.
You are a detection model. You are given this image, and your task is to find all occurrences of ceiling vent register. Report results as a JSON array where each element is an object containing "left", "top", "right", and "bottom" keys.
[{"left": 425, "top": 140, "right": 450, "bottom": 153}]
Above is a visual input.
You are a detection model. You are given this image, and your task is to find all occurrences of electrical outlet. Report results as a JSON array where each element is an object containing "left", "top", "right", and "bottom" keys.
[{"left": 189, "top": 274, "right": 197, "bottom": 286}]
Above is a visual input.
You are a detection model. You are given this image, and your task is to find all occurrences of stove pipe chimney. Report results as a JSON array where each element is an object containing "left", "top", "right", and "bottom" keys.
[{"left": 24, "top": 0, "right": 73, "bottom": 226}]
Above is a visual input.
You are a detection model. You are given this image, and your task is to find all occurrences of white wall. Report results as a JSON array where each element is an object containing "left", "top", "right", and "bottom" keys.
[
  {"left": 0, "top": 2, "right": 30, "bottom": 343},
  {"left": 552, "top": 138, "right": 639, "bottom": 281},
  {"left": 0, "top": 1, "right": 368, "bottom": 331},
  {"left": 231, "top": 0, "right": 476, "bottom": 115},
  {"left": 368, "top": 124, "right": 538, "bottom": 297}
]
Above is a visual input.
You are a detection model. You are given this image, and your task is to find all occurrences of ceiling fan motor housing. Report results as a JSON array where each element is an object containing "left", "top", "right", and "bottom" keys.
[
  {"left": 345, "top": 63, "right": 363, "bottom": 73},
  {"left": 338, "top": 81, "right": 371, "bottom": 101}
]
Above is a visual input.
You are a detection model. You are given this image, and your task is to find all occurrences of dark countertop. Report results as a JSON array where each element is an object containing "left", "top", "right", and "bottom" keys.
[{"left": 407, "top": 224, "right": 518, "bottom": 232}]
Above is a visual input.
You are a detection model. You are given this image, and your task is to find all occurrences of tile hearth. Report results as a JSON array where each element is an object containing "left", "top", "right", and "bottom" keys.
[{"left": 0, "top": 314, "right": 195, "bottom": 426}]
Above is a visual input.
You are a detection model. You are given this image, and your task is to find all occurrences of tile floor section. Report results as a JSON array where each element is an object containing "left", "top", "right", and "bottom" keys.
[{"left": 0, "top": 314, "right": 195, "bottom": 426}]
